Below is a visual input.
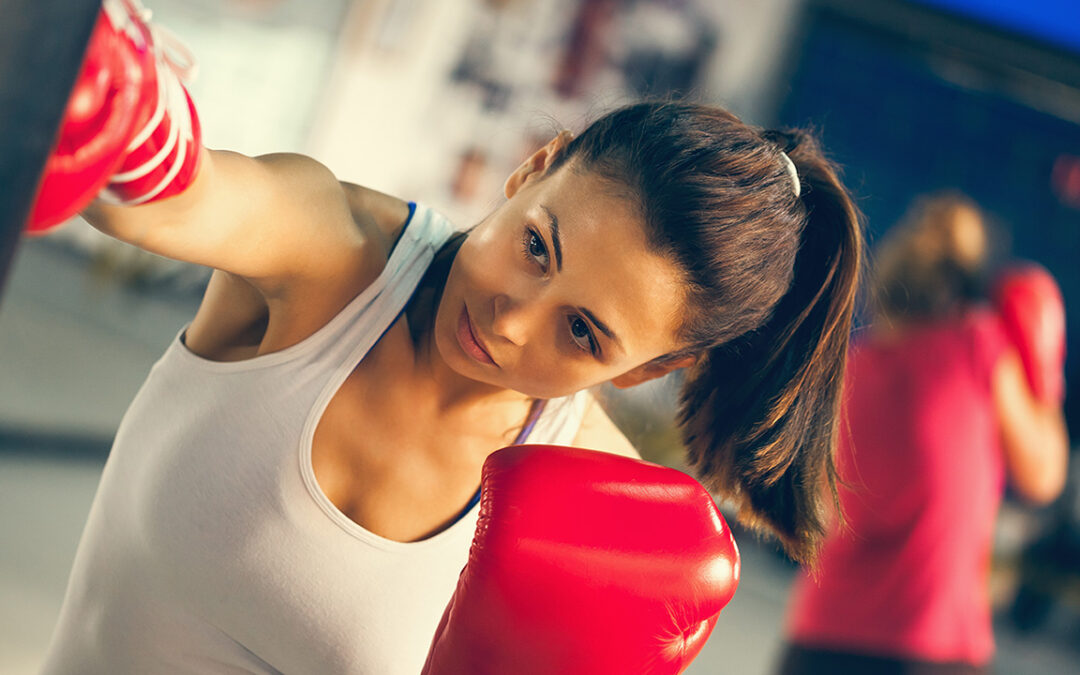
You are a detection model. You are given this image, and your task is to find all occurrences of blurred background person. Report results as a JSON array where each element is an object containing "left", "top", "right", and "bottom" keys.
[{"left": 778, "top": 193, "right": 1069, "bottom": 675}]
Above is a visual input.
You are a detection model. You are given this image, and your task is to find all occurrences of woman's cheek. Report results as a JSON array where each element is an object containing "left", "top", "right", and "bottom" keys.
[
  {"left": 460, "top": 236, "right": 513, "bottom": 290},
  {"left": 512, "top": 358, "right": 603, "bottom": 400}
]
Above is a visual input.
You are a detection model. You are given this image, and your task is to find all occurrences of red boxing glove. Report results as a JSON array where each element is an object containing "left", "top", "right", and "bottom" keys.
[
  {"left": 27, "top": 0, "right": 201, "bottom": 235},
  {"left": 994, "top": 264, "right": 1067, "bottom": 404},
  {"left": 100, "top": 0, "right": 202, "bottom": 206},
  {"left": 422, "top": 445, "right": 740, "bottom": 675},
  {"left": 27, "top": 0, "right": 155, "bottom": 233}
]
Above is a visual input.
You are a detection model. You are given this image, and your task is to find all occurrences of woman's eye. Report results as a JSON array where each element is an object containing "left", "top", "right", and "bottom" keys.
[
  {"left": 569, "top": 316, "right": 597, "bottom": 354},
  {"left": 523, "top": 229, "right": 549, "bottom": 267}
]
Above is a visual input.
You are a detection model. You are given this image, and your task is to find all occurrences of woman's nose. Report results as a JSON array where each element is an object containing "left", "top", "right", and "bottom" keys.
[{"left": 491, "top": 293, "right": 542, "bottom": 347}]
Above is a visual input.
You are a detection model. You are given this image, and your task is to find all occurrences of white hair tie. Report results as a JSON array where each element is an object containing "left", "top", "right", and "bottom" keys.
[{"left": 780, "top": 151, "right": 801, "bottom": 198}]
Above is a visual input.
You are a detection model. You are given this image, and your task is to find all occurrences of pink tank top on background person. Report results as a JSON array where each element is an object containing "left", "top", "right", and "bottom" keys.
[{"left": 785, "top": 308, "right": 1011, "bottom": 666}]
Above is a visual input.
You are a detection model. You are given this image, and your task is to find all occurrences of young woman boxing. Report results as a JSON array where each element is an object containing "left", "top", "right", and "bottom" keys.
[{"left": 30, "top": 2, "right": 862, "bottom": 672}]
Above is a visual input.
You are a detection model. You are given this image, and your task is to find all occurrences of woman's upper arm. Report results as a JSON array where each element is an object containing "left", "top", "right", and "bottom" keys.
[
  {"left": 81, "top": 149, "right": 363, "bottom": 287},
  {"left": 572, "top": 394, "right": 642, "bottom": 459},
  {"left": 993, "top": 347, "right": 1070, "bottom": 504}
]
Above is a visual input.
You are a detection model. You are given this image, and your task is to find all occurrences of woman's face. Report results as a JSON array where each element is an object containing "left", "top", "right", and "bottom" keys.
[{"left": 433, "top": 158, "right": 690, "bottom": 400}]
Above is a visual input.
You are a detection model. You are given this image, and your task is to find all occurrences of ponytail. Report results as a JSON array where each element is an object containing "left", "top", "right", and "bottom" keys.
[{"left": 677, "top": 130, "right": 863, "bottom": 564}]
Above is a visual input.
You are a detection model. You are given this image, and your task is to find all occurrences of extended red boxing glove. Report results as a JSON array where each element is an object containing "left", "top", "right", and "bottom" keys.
[
  {"left": 422, "top": 445, "right": 740, "bottom": 675},
  {"left": 994, "top": 264, "right": 1067, "bottom": 404},
  {"left": 27, "top": 0, "right": 201, "bottom": 235},
  {"left": 27, "top": 0, "right": 155, "bottom": 233},
  {"left": 99, "top": 0, "right": 202, "bottom": 206}
]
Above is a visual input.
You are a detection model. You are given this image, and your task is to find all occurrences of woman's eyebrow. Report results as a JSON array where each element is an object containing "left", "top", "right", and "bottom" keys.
[
  {"left": 581, "top": 307, "right": 623, "bottom": 353},
  {"left": 540, "top": 204, "right": 562, "bottom": 271}
]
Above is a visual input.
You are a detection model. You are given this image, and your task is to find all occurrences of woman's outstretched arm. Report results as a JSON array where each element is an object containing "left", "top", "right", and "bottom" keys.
[{"left": 83, "top": 149, "right": 363, "bottom": 289}]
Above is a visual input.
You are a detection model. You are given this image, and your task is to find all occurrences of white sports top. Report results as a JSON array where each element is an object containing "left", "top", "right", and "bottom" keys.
[{"left": 41, "top": 204, "right": 588, "bottom": 675}]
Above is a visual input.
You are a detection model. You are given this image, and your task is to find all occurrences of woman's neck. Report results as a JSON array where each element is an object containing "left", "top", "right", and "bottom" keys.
[{"left": 410, "top": 327, "right": 532, "bottom": 415}]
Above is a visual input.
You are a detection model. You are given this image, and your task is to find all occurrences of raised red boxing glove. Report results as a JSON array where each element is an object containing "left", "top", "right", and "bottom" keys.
[
  {"left": 422, "top": 445, "right": 740, "bottom": 675},
  {"left": 100, "top": 1, "right": 202, "bottom": 206},
  {"left": 994, "top": 263, "right": 1067, "bottom": 404},
  {"left": 26, "top": 0, "right": 202, "bottom": 235},
  {"left": 26, "top": 0, "right": 157, "bottom": 233}
]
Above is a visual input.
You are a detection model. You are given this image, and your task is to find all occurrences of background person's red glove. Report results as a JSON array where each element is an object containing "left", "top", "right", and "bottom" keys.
[{"left": 994, "top": 263, "right": 1067, "bottom": 404}]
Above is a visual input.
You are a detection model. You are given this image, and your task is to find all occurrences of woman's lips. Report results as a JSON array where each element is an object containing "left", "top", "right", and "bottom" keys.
[{"left": 457, "top": 306, "right": 496, "bottom": 366}]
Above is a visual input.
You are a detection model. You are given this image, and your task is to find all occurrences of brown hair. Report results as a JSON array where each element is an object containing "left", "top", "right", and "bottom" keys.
[
  {"left": 872, "top": 192, "right": 991, "bottom": 322},
  {"left": 549, "top": 102, "right": 864, "bottom": 563}
]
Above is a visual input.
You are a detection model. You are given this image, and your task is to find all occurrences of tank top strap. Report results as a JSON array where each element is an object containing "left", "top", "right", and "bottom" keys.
[
  {"left": 305, "top": 202, "right": 458, "bottom": 367},
  {"left": 528, "top": 390, "right": 590, "bottom": 445}
]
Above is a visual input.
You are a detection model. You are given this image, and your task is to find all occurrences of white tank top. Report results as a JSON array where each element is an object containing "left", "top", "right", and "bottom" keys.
[{"left": 41, "top": 204, "right": 588, "bottom": 675}]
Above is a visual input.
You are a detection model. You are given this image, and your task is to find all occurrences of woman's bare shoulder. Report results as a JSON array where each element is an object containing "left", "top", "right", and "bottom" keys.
[
  {"left": 184, "top": 183, "right": 413, "bottom": 361},
  {"left": 571, "top": 393, "right": 642, "bottom": 459}
]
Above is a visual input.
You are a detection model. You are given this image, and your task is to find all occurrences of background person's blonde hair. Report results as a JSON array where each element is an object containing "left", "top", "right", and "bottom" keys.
[{"left": 872, "top": 192, "right": 997, "bottom": 323}]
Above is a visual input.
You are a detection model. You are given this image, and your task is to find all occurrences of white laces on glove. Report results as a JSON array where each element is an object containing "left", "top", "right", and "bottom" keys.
[
  {"left": 102, "top": 0, "right": 199, "bottom": 85},
  {"left": 99, "top": 0, "right": 201, "bottom": 205}
]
